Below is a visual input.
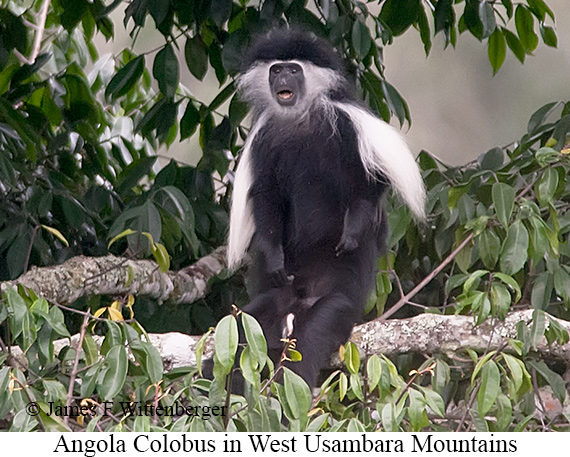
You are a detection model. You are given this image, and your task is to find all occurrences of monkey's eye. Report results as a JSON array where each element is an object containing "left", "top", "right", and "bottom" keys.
[
  {"left": 291, "top": 68, "right": 297, "bottom": 74},
  {"left": 274, "top": 68, "right": 281, "bottom": 74}
]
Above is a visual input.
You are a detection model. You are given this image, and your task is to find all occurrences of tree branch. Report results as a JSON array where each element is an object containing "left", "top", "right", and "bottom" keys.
[
  {"left": 2, "top": 247, "right": 226, "bottom": 306},
  {"left": 12, "top": 310, "right": 563, "bottom": 372}
]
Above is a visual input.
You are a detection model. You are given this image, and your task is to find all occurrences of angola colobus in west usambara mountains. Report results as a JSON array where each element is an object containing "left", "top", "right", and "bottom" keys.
[{"left": 227, "top": 30, "right": 426, "bottom": 388}]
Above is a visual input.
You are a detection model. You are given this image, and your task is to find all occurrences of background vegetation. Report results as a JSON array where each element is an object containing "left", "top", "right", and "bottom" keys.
[{"left": 0, "top": 0, "right": 568, "bottom": 432}]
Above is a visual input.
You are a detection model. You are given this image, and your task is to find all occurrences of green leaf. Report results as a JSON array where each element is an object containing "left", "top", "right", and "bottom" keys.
[
  {"left": 472, "top": 351, "right": 497, "bottom": 382},
  {"left": 479, "top": 228, "right": 501, "bottom": 269},
  {"left": 107, "top": 228, "right": 137, "bottom": 249},
  {"left": 344, "top": 341, "right": 360, "bottom": 375},
  {"left": 490, "top": 282, "right": 511, "bottom": 318},
  {"left": 351, "top": 20, "right": 372, "bottom": 59},
  {"left": 0, "top": 8, "right": 29, "bottom": 55},
  {"left": 539, "top": 24, "right": 557, "bottom": 48},
  {"left": 530, "top": 308, "right": 546, "bottom": 350},
  {"left": 528, "top": 360, "right": 566, "bottom": 404},
  {"left": 494, "top": 272, "right": 522, "bottom": 302},
  {"left": 239, "top": 347, "right": 258, "bottom": 387},
  {"left": 515, "top": 5, "right": 538, "bottom": 53},
  {"left": 495, "top": 394, "right": 513, "bottom": 431},
  {"left": 366, "top": 355, "right": 382, "bottom": 391},
  {"left": 185, "top": 36, "right": 208, "bottom": 81},
  {"left": 527, "top": 217, "right": 549, "bottom": 261},
  {"left": 379, "top": 0, "right": 421, "bottom": 36},
  {"left": 434, "top": 0, "right": 454, "bottom": 34},
  {"left": 282, "top": 368, "right": 312, "bottom": 421},
  {"left": 553, "top": 267, "right": 570, "bottom": 301},
  {"left": 418, "top": 386, "right": 445, "bottom": 418},
  {"left": 408, "top": 388, "right": 429, "bottom": 431},
  {"left": 105, "top": 55, "right": 145, "bottom": 99},
  {"left": 339, "top": 372, "right": 348, "bottom": 401},
  {"left": 98, "top": 345, "right": 128, "bottom": 400},
  {"left": 4, "top": 285, "right": 27, "bottom": 340},
  {"left": 417, "top": 4, "right": 432, "bottom": 55},
  {"left": 153, "top": 44, "right": 179, "bottom": 99},
  {"left": 464, "top": 0, "right": 483, "bottom": 39},
  {"left": 194, "top": 329, "right": 212, "bottom": 376},
  {"left": 503, "top": 28, "right": 526, "bottom": 63},
  {"left": 473, "top": 291, "right": 491, "bottom": 325},
  {"left": 180, "top": 101, "right": 200, "bottom": 139},
  {"left": 479, "top": 147, "right": 504, "bottom": 171},
  {"left": 241, "top": 312, "right": 267, "bottom": 368},
  {"left": 492, "top": 182, "right": 515, "bottom": 228},
  {"left": 210, "top": 0, "right": 232, "bottom": 27},
  {"left": 21, "top": 310, "right": 37, "bottom": 351},
  {"left": 150, "top": 242, "right": 170, "bottom": 272},
  {"left": 488, "top": 28, "right": 506, "bottom": 74},
  {"left": 479, "top": 0, "right": 496, "bottom": 39},
  {"left": 131, "top": 341, "right": 163, "bottom": 384},
  {"left": 531, "top": 271, "right": 553, "bottom": 310},
  {"left": 502, "top": 353, "right": 524, "bottom": 393},
  {"left": 528, "top": 0, "right": 555, "bottom": 21},
  {"left": 381, "top": 402, "right": 400, "bottom": 432},
  {"left": 382, "top": 80, "right": 410, "bottom": 126},
  {"left": 40, "top": 225, "right": 69, "bottom": 247},
  {"left": 209, "top": 43, "right": 226, "bottom": 84},
  {"left": 536, "top": 167, "right": 559, "bottom": 205},
  {"left": 528, "top": 102, "right": 559, "bottom": 133},
  {"left": 148, "top": 0, "right": 170, "bottom": 28},
  {"left": 116, "top": 156, "right": 158, "bottom": 194},
  {"left": 207, "top": 82, "right": 236, "bottom": 114},
  {"left": 477, "top": 360, "right": 500, "bottom": 415},
  {"left": 500, "top": 220, "right": 529, "bottom": 275},
  {"left": 463, "top": 270, "right": 488, "bottom": 293},
  {"left": 45, "top": 305, "right": 71, "bottom": 338},
  {"left": 82, "top": 333, "right": 99, "bottom": 366},
  {"left": 213, "top": 314, "right": 238, "bottom": 373},
  {"left": 349, "top": 373, "right": 364, "bottom": 402}
]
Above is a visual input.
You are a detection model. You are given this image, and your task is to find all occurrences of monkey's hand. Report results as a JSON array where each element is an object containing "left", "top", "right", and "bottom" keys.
[
  {"left": 335, "top": 236, "right": 359, "bottom": 257},
  {"left": 268, "top": 267, "right": 293, "bottom": 288}
]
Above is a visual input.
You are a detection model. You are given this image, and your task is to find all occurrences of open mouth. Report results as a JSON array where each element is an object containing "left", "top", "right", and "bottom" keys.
[{"left": 277, "top": 90, "right": 293, "bottom": 100}]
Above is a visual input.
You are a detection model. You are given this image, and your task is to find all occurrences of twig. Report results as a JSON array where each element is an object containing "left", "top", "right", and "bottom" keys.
[
  {"left": 531, "top": 368, "right": 548, "bottom": 432},
  {"left": 381, "top": 232, "right": 475, "bottom": 321},
  {"left": 11, "top": 375, "right": 47, "bottom": 431},
  {"left": 30, "top": 0, "right": 51, "bottom": 63},
  {"left": 63, "top": 311, "right": 90, "bottom": 427},
  {"left": 23, "top": 225, "right": 40, "bottom": 274}
]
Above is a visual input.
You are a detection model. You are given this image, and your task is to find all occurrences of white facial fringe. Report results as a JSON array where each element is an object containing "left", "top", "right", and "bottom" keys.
[{"left": 238, "top": 60, "right": 342, "bottom": 121}]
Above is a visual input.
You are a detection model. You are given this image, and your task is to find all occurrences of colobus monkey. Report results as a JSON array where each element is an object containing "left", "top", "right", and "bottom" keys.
[{"left": 227, "top": 30, "right": 425, "bottom": 388}]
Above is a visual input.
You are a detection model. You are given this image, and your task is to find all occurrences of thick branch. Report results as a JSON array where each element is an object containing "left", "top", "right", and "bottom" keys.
[
  {"left": 352, "top": 309, "right": 570, "bottom": 362},
  {"left": 28, "top": 310, "right": 567, "bottom": 371},
  {"left": 2, "top": 247, "right": 226, "bottom": 305}
]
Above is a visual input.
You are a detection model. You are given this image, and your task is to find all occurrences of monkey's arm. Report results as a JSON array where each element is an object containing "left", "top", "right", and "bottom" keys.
[
  {"left": 335, "top": 198, "right": 380, "bottom": 256},
  {"left": 250, "top": 179, "right": 291, "bottom": 287}
]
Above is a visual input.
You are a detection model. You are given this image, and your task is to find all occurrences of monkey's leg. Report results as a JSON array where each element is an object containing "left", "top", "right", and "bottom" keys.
[{"left": 287, "top": 292, "right": 362, "bottom": 388}]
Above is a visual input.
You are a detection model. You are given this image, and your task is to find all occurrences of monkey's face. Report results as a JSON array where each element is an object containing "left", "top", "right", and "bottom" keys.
[{"left": 269, "top": 63, "right": 305, "bottom": 107}]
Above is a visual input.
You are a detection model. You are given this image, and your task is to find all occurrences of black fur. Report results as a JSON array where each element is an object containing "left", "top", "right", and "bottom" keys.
[
  {"left": 244, "top": 109, "right": 386, "bottom": 386},
  {"left": 233, "top": 31, "right": 392, "bottom": 388},
  {"left": 243, "top": 29, "right": 345, "bottom": 72}
]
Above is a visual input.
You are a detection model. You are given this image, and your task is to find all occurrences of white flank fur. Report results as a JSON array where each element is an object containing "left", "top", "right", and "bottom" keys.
[
  {"left": 227, "top": 114, "right": 267, "bottom": 270},
  {"left": 333, "top": 102, "right": 426, "bottom": 221}
]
